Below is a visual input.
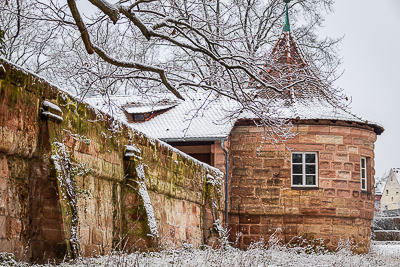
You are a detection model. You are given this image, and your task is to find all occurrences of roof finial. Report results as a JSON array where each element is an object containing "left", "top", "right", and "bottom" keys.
[{"left": 283, "top": 0, "right": 291, "bottom": 32}]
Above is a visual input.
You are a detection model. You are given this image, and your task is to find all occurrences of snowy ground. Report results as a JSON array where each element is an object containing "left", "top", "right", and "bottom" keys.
[{"left": 1, "top": 241, "right": 400, "bottom": 266}]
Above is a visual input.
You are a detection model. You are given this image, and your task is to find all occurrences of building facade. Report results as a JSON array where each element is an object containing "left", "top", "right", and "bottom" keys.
[{"left": 379, "top": 168, "right": 400, "bottom": 216}]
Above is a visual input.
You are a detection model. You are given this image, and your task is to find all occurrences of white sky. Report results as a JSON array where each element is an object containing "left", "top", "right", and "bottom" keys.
[{"left": 319, "top": 0, "right": 400, "bottom": 178}]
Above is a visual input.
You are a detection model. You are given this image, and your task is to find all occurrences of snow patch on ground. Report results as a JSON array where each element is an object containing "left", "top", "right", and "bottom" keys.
[{"left": 3, "top": 241, "right": 400, "bottom": 266}]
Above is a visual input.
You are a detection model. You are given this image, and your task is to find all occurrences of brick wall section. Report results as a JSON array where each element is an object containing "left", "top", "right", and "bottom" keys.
[
  {"left": 228, "top": 123, "right": 377, "bottom": 253},
  {"left": 0, "top": 61, "right": 222, "bottom": 262}
]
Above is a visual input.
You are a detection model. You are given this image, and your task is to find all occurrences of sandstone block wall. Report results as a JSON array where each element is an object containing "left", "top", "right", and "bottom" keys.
[
  {"left": 0, "top": 61, "right": 222, "bottom": 262},
  {"left": 228, "top": 122, "right": 377, "bottom": 252}
]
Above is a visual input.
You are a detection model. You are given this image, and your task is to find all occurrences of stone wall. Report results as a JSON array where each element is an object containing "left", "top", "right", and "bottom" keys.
[
  {"left": 228, "top": 122, "right": 377, "bottom": 253},
  {"left": 0, "top": 60, "right": 223, "bottom": 262},
  {"left": 372, "top": 216, "right": 400, "bottom": 241}
]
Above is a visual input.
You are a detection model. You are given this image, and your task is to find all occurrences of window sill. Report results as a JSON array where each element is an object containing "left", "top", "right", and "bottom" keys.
[{"left": 291, "top": 187, "right": 319, "bottom": 190}]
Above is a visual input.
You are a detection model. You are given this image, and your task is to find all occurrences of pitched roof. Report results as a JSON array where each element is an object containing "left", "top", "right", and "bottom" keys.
[
  {"left": 85, "top": 92, "right": 238, "bottom": 141},
  {"left": 375, "top": 176, "right": 387, "bottom": 196},
  {"left": 123, "top": 100, "right": 179, "bottom": 114},
  {"left": 256, "top": 31, "right": 330, "bottom": 105},
  {"left": 85, "top": 89, "right": 382, "bottom": 142},
  {"left": 270, "top": 31, "right": 307, "bottom": 69}
]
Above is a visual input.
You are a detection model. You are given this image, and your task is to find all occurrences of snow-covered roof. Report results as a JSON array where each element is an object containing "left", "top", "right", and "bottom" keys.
[
  {"left": 85, "top": 31, "right": 383, "bottom": 141},
  {"left": 85, "top": 90, "right": 383, "bottom": 142},
  {"left": 375, "top": 177, "right": 387, "bottom": 196},
  {"left": 85, "top": 92, "right": 238, "bottom": 141},
  {"left": 124, "top": 103, "right": 178, "bottom": 114},
  {"left": 287, "top": 98, "right": 375, "bottom": 123},
  {"left": 122, "top": 98, "right": 181, "bottom": 114}
]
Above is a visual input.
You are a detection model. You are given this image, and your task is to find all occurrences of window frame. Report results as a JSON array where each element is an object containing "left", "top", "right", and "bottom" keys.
[
  {"left": 360, "top": 157, "right": 367, "bottom": 191},
  {"left": 291, "top": 152, "right": 318, "bottom": 188}
]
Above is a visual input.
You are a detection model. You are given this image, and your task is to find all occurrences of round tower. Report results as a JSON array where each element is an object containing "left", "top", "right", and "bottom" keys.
[{"left": 227, "top": 0, "right": 384, "bottom": 252}]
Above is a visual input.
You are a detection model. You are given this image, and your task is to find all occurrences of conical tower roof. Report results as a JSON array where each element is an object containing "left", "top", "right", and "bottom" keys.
[
  {"left": 270, "top": 0, "right": 307, "bottom": 68},
  {"left": 270, "top": 31, "right": 307, "bottom": 70},
  {"left": 252, "top": 0, "right": 384, "bottom": 135},
  {"left": 258, "top": 29, "right": 318, "bottom": 102}
]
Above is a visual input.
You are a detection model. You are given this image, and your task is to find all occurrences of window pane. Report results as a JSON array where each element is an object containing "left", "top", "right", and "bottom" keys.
[
  {"left": 306, "top": 175, "right": 316, "bottom": 185},
  {"left": 361, "top": 179, "right": 365, "bottom": 189},
  {"left": 306, "top": 165, "right": 316, "bottom": 174},
  {"left": 305, "top": 154, "right": 316, "bottom": 163},
  {"left": 292, "top": 153, "right": 302, "bottom": 163},
  {"left": 361, "top": 170, "right": 365, "bottom": 179},
  {"left": 134, "top": 114, "right": 145, "bottom": 121},
  {"left": 293, "top": 175, "right": 303, "bottom": 185},
  {"left": 361, "top": 158, "right": 366, "bottom": 168},
  {"left": 293, "top": 164, "right": 303, "bottom": 174}
]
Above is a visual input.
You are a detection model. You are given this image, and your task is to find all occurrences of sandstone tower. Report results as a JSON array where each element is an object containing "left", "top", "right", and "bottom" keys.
[{"left": 226, "top": 1, "right": 383, "bottom": 252}]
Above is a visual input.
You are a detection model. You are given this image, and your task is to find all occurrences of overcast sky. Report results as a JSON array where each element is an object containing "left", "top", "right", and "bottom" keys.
[{"left": 318, "top": 0, "right": 400, "bottom": 178}]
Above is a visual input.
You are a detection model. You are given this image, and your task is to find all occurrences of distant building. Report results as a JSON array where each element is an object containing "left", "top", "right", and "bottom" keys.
[{"left": 379, "top": 169, "right": 400, "bottom": 216}]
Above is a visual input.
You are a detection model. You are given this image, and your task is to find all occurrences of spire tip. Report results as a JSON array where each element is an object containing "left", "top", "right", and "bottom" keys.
[{"left": 283, "top": 0, "right": 291, "bottom": 32}]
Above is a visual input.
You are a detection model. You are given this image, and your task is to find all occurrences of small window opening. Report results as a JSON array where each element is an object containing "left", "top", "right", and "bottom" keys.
[
  {"left": 360, "top": 157, "right": 367, "bottom": 191},
  {"left": 133, "top": 114, "right": 145, "bottom": 121}
]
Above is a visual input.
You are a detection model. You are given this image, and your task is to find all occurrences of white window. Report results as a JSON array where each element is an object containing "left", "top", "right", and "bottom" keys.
[
  {"left": 291, "top": 152, "right": 318, "bottom": 187},
  {"left": 361, "top": 157, "right": 367, "bottom": 191},
  {"left": 386, "top": 189, "right": 389, "bottom": 196}
]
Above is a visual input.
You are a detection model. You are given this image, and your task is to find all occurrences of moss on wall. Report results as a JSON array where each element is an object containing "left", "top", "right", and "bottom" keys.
[{"left": 0, "top": 60, "right": 223, "bottom": 262}]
